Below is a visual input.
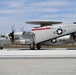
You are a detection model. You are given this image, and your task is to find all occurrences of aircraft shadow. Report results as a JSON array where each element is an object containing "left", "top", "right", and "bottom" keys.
[
  {"left": 20, "top": 48, "right": 51, "bottom": 50},
  {"left": 20, "top": 48, "right": 76, "bottom": 50},
  {"left": 20, "top": 48, "right": 59, "bottom": 50},
  {"left": 66, "top": 48, "right": 76, "bottom": 50}
]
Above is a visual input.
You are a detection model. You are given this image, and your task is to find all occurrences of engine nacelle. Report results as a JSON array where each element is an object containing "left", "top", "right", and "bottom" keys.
[{"left": 15, "top": 39, "right": 31, "bottom": 45}]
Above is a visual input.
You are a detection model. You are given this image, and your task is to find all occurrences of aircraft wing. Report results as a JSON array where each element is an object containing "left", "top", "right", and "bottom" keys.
[{"left": 26, "top": 21, "right": 62, "bottom": 26}]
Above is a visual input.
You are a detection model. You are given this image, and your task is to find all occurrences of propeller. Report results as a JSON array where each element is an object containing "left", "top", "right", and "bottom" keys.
[
  {"left": 20, "top": 27, "right": 25, "bottom": 32},
  {"left": 20, "top": 27, "right": 26, "bottom": 35},
  {"left": 9, "top": 25, "right": 15, "bottom": 44},
  {"left": 21, "top": 27, "right": 24, "bottom": 31}
]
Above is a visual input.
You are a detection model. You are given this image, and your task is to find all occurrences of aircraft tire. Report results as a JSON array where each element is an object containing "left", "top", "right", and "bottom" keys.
[
  {"left": 0, "top": 46, "right": 3, "bottom": 50},
  {"left": 36, "top": 44, "right": 41, "bottom": 50}
]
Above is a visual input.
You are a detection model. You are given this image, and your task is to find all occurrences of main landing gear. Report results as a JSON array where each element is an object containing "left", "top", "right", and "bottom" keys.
[
  {"left": 30, "top": 42, "right": 35, "bottom": 50},
  {"left": 36, "top": 44, "right": 41, "bottom": 50},
  {"left": 30, "top": 43, "right": 41, "bottom": 50}
]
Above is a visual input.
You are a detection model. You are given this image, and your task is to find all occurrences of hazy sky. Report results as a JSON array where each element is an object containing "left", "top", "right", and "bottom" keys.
[{"left": 0, "top": 0, "right": 76, "bottom": 34}]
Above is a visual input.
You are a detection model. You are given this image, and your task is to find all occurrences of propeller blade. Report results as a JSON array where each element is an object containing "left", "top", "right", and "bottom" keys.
[{"left": 9, "top": 31, "right": 14, "bottom": 44}]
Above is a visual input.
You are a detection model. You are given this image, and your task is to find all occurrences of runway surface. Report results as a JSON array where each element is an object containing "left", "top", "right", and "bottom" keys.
[
  {"left": 0, "top": 48, "right": 76, "bottom": 75},
  {"left": 0, "top": 48, "right": 76, "bottom": 58}
]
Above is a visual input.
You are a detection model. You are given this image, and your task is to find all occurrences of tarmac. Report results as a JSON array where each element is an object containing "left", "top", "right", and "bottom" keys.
[
  {"left": 0, "top": 48, "right": 76, "bottom": 75},
  {"left": 0, "top": 48, "right": 76, "bottom": 58}
]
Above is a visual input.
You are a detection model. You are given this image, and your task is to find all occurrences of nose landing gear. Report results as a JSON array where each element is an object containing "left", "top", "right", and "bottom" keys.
[{"left": 0, "top": 46, "right": 3, "bottom": 50}]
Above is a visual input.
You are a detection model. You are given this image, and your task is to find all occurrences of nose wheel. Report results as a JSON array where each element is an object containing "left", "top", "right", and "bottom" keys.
[{"left": 0, "top": 46, "right": 3, "bottom": 50}]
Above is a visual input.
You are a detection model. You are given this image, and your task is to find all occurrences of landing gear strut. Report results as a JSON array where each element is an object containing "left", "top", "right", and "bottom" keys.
[
  {"left": 30, "top": 42, "right": 35, "bottom": 50},
  {"left": 30, "top": 43, "right": 41, "bottom": 50},
  {"left": 36, "top": 44, "right": 41, "bottom": 50}
]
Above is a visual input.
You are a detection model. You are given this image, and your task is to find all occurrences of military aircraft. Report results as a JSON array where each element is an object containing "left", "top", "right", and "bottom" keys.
[
  {"left": 1, "top": 21, "right": 76, "bottom": 50},
  {"left": 9, "top": 21, "right": 76, "bottom": 50},
  {"left": 24, "top": 21, "right": 76, "bottom": 49}
]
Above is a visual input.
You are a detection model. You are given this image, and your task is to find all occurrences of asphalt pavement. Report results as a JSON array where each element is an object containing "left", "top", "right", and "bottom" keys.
[{"left": 0, "top": 48, "right": 76, "bottom": 75}]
